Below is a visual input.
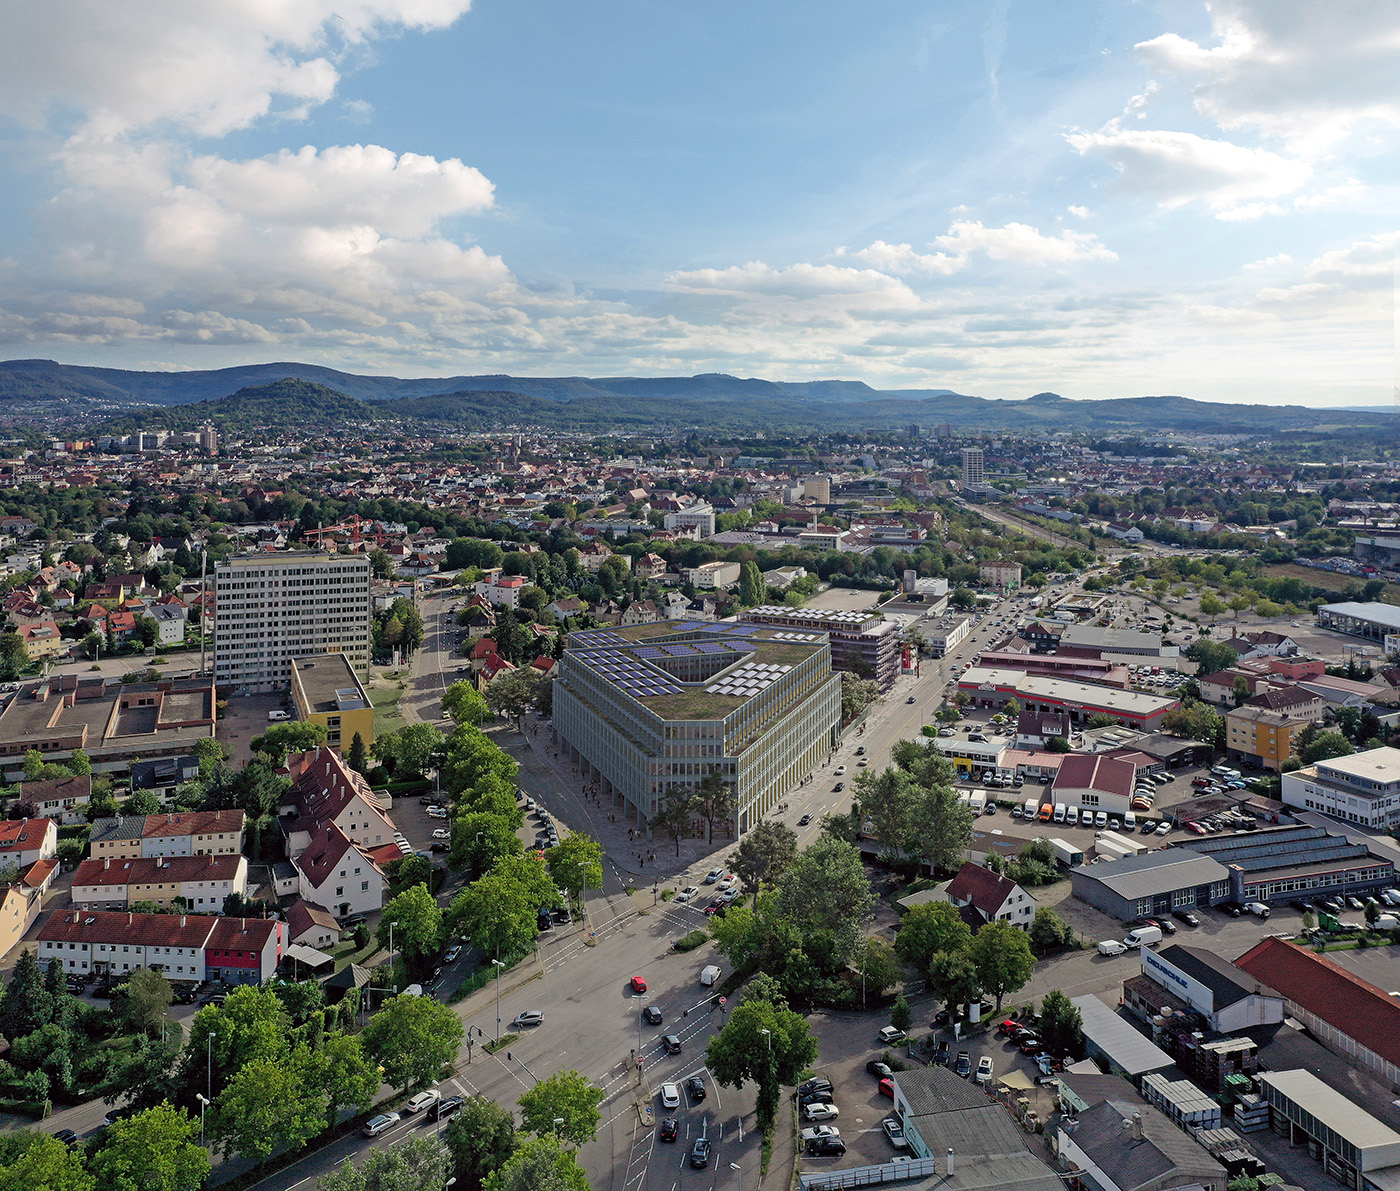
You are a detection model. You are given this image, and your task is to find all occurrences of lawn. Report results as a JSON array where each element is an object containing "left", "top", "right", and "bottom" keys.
[{"left": 371, "top": 683, "right": 406, "bottom": 734}]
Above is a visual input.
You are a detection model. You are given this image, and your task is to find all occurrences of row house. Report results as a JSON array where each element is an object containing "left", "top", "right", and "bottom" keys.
[
  {"left": 0, "top": 818, "right": 58, "bottom": 866},
  {"left": 38, "top": 910, "right": 283, "bottom": 985},
  {"left": 21, "top": 774, "right": 92, "bottom": 825},
  {"left": 71, "top": 853, "right": 248, "bottom": 911},
  {"left": 89, "top": 810, "right": 246, "bottom": 859}
]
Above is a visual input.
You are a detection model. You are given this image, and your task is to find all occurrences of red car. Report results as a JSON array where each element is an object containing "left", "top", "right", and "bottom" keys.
[
  {"left": 630, "top": 976, "right": 647, "bottom": 994},
  {"left": 879, "top": 1078, "right": 894, "bottom": 1099}
]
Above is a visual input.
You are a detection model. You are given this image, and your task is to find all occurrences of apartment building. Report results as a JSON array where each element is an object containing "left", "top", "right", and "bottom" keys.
[
  {"left": 289, "top": 654, "right": 374, "bottom": 756},
  {"left": 38, "top": 910, "right": 282, "bottom": 984},
  {"left": 71, "top": 853, "right": 248, "bottom": 911},
  {"left": 961, "top": 446, "right": 985, "bottom": 488},
  {"left": 214, "top": 552, "right": 371, "bottom": 694},
  {"left": 739, "top": 605, "right": 901, "bottom": 692},
  {"left": 89, "top": 810, "right": 246, "bottom": 860},
  {"left": 1225, "top": 704, "right": 1313, "bottom": 771},
  {"left": 553, "top": 620, "right": 841, "bottom": 836}
]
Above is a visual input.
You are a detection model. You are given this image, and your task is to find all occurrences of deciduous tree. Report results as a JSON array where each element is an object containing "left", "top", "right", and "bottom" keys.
[
  {"left": 210, "top": 1056, "right": 326, "bottom": 1164},
  {"left": 517, "top": 1069, "right": 605, "bottom": 1147},
  {"left": 377, "top": 883, "right": 444, "bottom": 971},
  {"left": 361, "top": 993, "right": 463, "bottom": 1093},
  {"left": 88, "top": 1102, "right": 210, "bottom": 1191},
  {"left": 481, "top": 1136, "right": 589, "bottom": 1191},
  {"left": 894, "top": 902, "right": 973, "bottom": 973},
  {"left": 316, "top": 1135, "right": 449, "bottom": 1191},
  {"left": 705, "top": 992, "right": 817, "bottom": 1131},
  {"left": 728, "top": 820, "right": 797, "bottom": 907},
  {"left": 776, "top": 835, "right": 874, "bottom": 972},
  {"left": 443, "top": 1095, "right": 516, "bottom": 1191},
  {"left": 968, "top": 921, "right": 1036, "bottom": 1010}
]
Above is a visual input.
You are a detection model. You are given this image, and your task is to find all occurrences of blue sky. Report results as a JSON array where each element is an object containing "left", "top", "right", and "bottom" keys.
[{"left": 0, "top": 0, "right": 1395, "bottom": 405}]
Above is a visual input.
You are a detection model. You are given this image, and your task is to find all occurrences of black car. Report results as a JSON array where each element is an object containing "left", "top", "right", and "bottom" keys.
[
  {"left": 430, "top": 1095, "right": 463, "bottom": 1122},
  {"left": 797, "top": 814, "right": 812, "bottom": 826},
  {"left": 799, "top": 1089, "right": 834, "bottom": 1106},
  {"left": 643, "top": 1005, "right": 663, "bottom": 1025},
  {"left": 934, "top": 1040, "right": 950, "bottom": 1066},
  {"left": 537, "top": 909, "right": 553, "bottom": 930},
  {"left": 659, "top": 1118, "right": 678, "bottom": 1143},
  {"left": 171, "top": 986, "right": 199, "bottom": 1004},
  {"left": 430, "top": 842, "right": 449, "bottom": 853},
  {"left": 51, "top": 1128, "right": 78, "bottom": 1148},
  {"left": 1219, "top": 902, "right": 1244, "bottom": 917},
  {"left": 798, "top": 1078, "right": 833, "bottom": 1098},
  {"left": 689, "top": 1136, "right": 711, "bottom": 1169},
  {"left": 686, "top": 1075, "right": 706, "bottom": 1102},
  {"left": 833, "top": 782, "right": 844, "bottom": 792},
  {"left": 808, "top": 1137, "right": 846, "bottom": 1156},
  {"left": 1149, "top": 917, "right": 1177, "bottom": 935},
  {"left": 662, "top": 1035, "right": 682, "bottom": 1055},
  {"left": 866, "top": 1059, "right": 893, "bottom": 1078},
  {"left": 932, "top": 1009, "right": 951, "bottom": 1027},
  {"left": 954, "top": 1052, "right": 972, "bottom": 1078},
  {"left": 1171, "top": 908, "right": 1200, "bottom": 926}
]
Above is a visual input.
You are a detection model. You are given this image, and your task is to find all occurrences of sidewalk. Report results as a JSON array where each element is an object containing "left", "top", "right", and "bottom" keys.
[{"left": 508, "top": 720, "right": 733, "bottom": 888}]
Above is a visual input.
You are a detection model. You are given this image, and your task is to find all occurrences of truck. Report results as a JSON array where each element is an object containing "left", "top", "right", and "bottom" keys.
[
  {"left": 1095, "top": 837, "right": 1133, "bottom": 864},
  {"left": 1094, "top": 830, "right": 1144, "bottom": 857},
  {"left": 967, "top": 790, "right": 987, "bottom": 814},
  {"left": 1047, "top": 838, "right": 1084, "bottom": 868}
]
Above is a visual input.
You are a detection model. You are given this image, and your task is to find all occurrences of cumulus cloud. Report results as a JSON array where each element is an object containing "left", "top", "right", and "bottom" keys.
[
  {"left": 0, "top": 1, "right": 475, "bottom": 138},
  {"left": 1066, "top": 127, "right": 1312, "bottom": 216},
  {"left": 1134, "top": 0, "right": 1400, "bottom": 152},
  {"left": 932, "top": 220, "right": 1118, "bottom": 264},
  {"left": 662, "top": 260, "right": 920, "bottom": 310},
  {"left": 848, "top": 241, "right": 962, "bottom": 275}
]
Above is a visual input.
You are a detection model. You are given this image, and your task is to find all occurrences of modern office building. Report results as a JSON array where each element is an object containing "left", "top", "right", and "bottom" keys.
[
  {"left": 662, "top": 501, "right": 716, "bottom": 538},
  {"left": 957, "top": 667, "right": 1180, "bottom": 730},
  {"left": 214, "top": 552, "right": 371, "bottom": 694},
  {"left": 552, "top": 620, "right": 841, "bottom": 835},
  {"left": 1281, "top": 746, "right": 1400, "bottom": 829},
  {"left": 289, "top": 654, "right": 374, "bottom": 756},
  {"left": 960, "top": 446, "right": 985, "bottom": 488},
  {"left": 739, "top": 606, "right": 901, "bottom": 691}
]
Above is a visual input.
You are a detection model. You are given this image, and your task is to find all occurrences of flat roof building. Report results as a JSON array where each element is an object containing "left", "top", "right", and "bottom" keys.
[
  {"left": 1281, "top": 746, "right": 1400, "bottom": 830},
  {"left": 1184, "top": 822, "right": 1396, "bottom": 903},
  {"left": 739, "top": 605, "right": 901, "bottom": 692},
  {"left": 214, "top": 552, "right": 371, "bottom": 694},
  {"left": 1133, "top": 944, "right": 1284, "bottom": 1034},
  {"left": 1317, "top": 601, "right": 1400, "bottom": 643},
  {"left": 1059, "top": 625, "right": 1172, "bottom": 658},
  {"left": 1070, "top": 994, "right": 1175, "bottom": 1083},
  {"left": 554, "top": 619, "right": 841, "bottom": 836},
  {"left": 289, "top": 653, "right": 375, "bottom": 757},
  {"left": 1257, "top": 1069, "right": 1400, "bottom": 1191},
  {"left": 958, "top": 667, "right": 1179, "bottom": 730}
]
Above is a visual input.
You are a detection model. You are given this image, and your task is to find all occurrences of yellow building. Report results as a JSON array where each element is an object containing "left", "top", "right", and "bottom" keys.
[
  {"left": 289, "top": 654, "right": 375, "bottom": 757},
  {"left": 19, "top": 622, "right": 66, "bottom": 662},
  {"left": 1225, "top": 704, "right": 1313, "bottom": 772}
]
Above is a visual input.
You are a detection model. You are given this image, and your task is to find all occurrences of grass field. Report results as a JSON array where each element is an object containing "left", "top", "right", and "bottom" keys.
[
  {"left": 1262, "top": 563, "right": 1400, "bottom": 603},
  {"left": 371, "top": 682, "right": 406, "bottom": 734}
]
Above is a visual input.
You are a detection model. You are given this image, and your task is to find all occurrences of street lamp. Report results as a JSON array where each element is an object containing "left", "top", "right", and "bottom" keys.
[
  {"left": 729, "top": 1162, "right": 742, "bottom": 1191},
  {"left": 760, "top": 1028, "right": 771, "bottom": 1053},
  {"left": 551, "top": 1117, "right": 565, "bottom": 1135},
  {"left": 206, "top": 1032, "right": 216, "bottom": 1104},
  {"left": 492, "top": 959, "right": 505, "bottom": 1041},
  {"left": 195, "top": 1093, "right": 210, "bottom": 1147}
]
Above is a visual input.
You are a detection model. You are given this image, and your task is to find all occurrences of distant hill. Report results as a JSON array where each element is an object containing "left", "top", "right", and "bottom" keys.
[{"left": 2, "top": 357, "right": 1393, "bottom": 436}]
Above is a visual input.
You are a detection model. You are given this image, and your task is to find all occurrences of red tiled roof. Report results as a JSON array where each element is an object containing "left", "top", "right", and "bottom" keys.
[
  {"left": 207, "top": 917, "right": 279, "bottom": 952},
  {"left": 296, "top": 823, "right": 377, "bottom": 889},
  {"left": 1234, "top": 936, "right": 1400, "bottom": 1069},
  {"left": 945, "top": 862, "right": 1017, "bottom": 917},
  {"left": 72, "top": 853, "right": 244, "bottom": 888},
  {"left": 21, "top": 858, "right": 58, "bottom": 888},
  {"left": 38, "top": 909, "right": 219, "bottom": 949},
  {"left": 0, "top": 818, "right": 55, "bottom": 852},
  {"left": 140, "top": 810, "right": 245, "bottom": 839}
]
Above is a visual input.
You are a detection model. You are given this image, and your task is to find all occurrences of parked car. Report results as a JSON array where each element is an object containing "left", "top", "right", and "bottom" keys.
[
  {"left": 799, "top": 1088, "right": 835, "bottom": 1106},
  {"left": 803, "top": 1102, "right": 840, "bottom": 1122},
  {"left": 1097, "top": 939, "right": 1127, "bottom": 956},
  {"left": 934, "top": 1040, "right": 950, "bottom": 1066},
  {"left": 808, "top": 1136, "right": 847, "bottom": 1156},
  {"left": 801, "top": 1126, "right": 841, "bottom": 1144},
  {"left": 973, "top": 1056, "right": 994, "bottom": 1085},
  {"left": 879, "top": 1077, "right": 894, "bottom": 1098},
  {"left": 954, "top": 1052, "right": 972, "bottom": 1078},
  {"left": 877, "top": 1026, "right": 906, "bottom": 1045},
  {"left": 866, "top": 1059, "right": 893, "bottom": 1078},
  {"left": 799, "top": 1078, "right": 833, "bottom": 1097},
  {"left": 882, "top": 1117, "right": 909, "bottom": 1148},
  {"left": 1170, "top": 909, "right": 1199, "bottom": 927}
]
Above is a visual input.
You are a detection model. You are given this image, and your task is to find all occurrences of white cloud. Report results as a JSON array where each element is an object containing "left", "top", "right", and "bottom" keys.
[
  {"left": 662, "top": 260, "right": 920, "bottom": 310},
  {"left": 1067, "top": 205, "right": 1090, "bottom": 218},
  {"left": 932, "top": 219, "right": 1118, "bottom": 264},
  {"left": 1134, "top": 0, "right": 1400, "bottom": 153},
  {"left": 1066, "top": 127, "right": 1312, "bottom": 216},
  {"left": 0, "top": 1, "right": 475, "bottom": 138},
  {"left": 1242, "top": 253, "right": 1292, "bottom": 270},
  {"left": 848, "top": 241, "right": 962, "bottom": 275},
  {"left": 1304, "top": 231, "right": 1400, "bottom": 282},
  {"left": 187, "top": 144, "right": 494, "bottom": 239}
]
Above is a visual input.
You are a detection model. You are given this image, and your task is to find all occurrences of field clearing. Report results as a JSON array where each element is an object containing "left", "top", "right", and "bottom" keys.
[{"left": 1262, "top": 563, "right": 1400, "bottom": 603}]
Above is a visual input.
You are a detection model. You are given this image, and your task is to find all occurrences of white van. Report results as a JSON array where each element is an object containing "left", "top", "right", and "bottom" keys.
[
  {"left": 1123, "top": 925, "right": 1163, "bottom": 949},
  {"left": 1065, "top": 806, "right": 1079, "bottom": 827},
  {"left": 1123, "top": 811, "right": 1137, "bottom": 830},
  {"left": 405, "top": 1090, "right": 439, "bottom": 1114},
  {"left": 700, "top": 965, "right": 722, "bottom": 987},
  {"left": 1052, "top": 804, "right": 1067, "bottom": 824},
  {"left": 1022, "top": 798, "right": 1039, "bottom": 819},
  {"left": 267, "top": 709, "right": 291, "bottom": 722}
]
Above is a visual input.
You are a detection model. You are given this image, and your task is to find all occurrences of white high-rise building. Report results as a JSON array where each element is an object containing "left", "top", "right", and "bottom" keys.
[
  {"left": 214, "top": 553, "right": 372, "bottom": 694},
  {"left": 961, "top": 447, "right": 985, "bottom": 488}
]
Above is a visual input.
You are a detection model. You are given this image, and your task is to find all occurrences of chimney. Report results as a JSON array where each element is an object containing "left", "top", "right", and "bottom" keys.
[
  {"left": 180, "top": 915, "right": 186, "bottom": 927},
  {"left": 946, "top": 1148, "right": 955, "bottom": 1176},
  {"left": 103, "top": 858, "right": 109, "bottom": 870},
  {"left": 1131, "top": 1112, "right": 1144, "bottom": 1141}
]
